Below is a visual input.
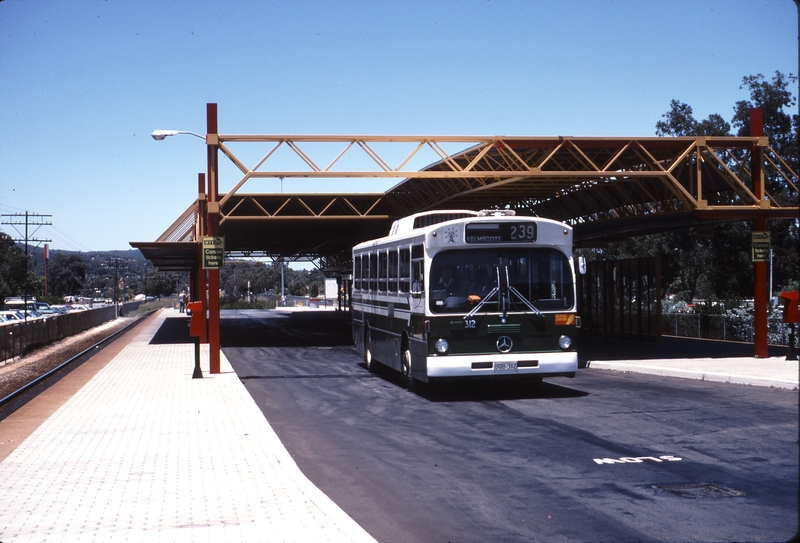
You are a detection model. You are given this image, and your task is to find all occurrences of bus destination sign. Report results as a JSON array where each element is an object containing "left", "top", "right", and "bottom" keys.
[{"left": 465, "top": 222, "right": 537, "bottom": 244}]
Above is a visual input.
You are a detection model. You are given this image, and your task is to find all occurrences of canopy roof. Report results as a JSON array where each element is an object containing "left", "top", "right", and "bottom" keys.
[{"left": 132, "top": 135, "right": 798, "bottom": 271}]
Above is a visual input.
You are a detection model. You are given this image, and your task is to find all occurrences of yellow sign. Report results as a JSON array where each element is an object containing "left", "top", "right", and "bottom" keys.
[
  {"left": 554, "top": 313, "right": 575, "bottom": 326},
  {"left": 202, "top": 236, "right": 225, "bottom": 269},
  {"left": 751, "top": 232, "right": 770, "bottom": 262}
]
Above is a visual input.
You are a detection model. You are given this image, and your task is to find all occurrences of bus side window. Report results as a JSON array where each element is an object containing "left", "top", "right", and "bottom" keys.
[
  {"left": 411, "top": 260, "right": 424, "bottom": 297},
  {"left": 389, "top": 249, "right": 399, "bottom": 293},
  {"left": 354, "top": 255, "right": 361, "bottom": 291},
  {"left": 379, "top": 250, "right": 388, "bottom": 293},
  {"left": 369, "top": 253, "right": 378, "bottom": 293},
  {"left": 399, "top": 247, "right": 411, "bottom": 293},
  {"left": 411, "top": 244, "right": 424, "bottom": 297}
]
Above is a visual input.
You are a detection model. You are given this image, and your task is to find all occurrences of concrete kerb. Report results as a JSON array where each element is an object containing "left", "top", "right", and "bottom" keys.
[
  {"left": 217, "top": 348, "right": 377, "bottom": 543},
  {"left": 588, "top": 358, "right": 799, "bottom": 391}
]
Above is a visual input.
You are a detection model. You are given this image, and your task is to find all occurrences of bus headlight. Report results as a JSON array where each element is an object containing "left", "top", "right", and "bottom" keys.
[
  {"left": 434, "top": 338, "right": 450, "bottom": 354},
  {"left": 558, "top": 335, "right": 572, "bottom": 350}
]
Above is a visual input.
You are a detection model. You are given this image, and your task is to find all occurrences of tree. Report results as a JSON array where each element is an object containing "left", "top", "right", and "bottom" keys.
[
  {"left": 48, "top": 253, "right": 87, "bottom": 297},
  {"left": 634, "top": 72, "right": 799, "bottom": 300},
  {"left": 0, "top": 232, "right": 18, "bottom": 299},
  {"left": 0, "top": 232, "right": 37, "bottom": 299},
  {"left": 730, "top": 72, "right": 799, "bottom": 295},
  {"left": 656, "top": 100, "right": 731, "bottom": 137},
  {"left": 732, "top": 72, "right": 797, "bottom": 157}
]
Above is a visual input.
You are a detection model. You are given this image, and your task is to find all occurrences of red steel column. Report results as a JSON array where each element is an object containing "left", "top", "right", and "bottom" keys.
[
  {"left": 206, "top": 103, "right": 221, "bottom": 374},
  {"left": 750, "top": 108, "right": 768, "bottom": 358}
]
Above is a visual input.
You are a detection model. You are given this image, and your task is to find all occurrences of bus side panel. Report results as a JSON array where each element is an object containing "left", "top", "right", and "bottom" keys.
[
  {"left": 352, "top": 294, "right": 366, "bottom": 358},
  {"left": 409, "top": 337, "right": 429, "bottom": 382},
  {"left": 370, "top": 325, "right": 400, "bottom": 372},
  {"left": 358, "top": 296, "right": 412, "bottom": 373},
  {"left": 353, "top": 318, "right": 365, "bottom": 358},
  {"left": 408, "top": 313, "right": 428, "bottom": 381}
]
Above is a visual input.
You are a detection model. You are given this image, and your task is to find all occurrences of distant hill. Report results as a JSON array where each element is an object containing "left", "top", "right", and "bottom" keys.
[{"left": 24, "top": 246, "right": 146, "bottom": 274}]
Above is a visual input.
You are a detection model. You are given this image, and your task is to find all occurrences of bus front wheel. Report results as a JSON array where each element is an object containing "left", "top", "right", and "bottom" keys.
[
  {"left": 400, "top": 347, "right": 415, "bottom": 391},
  {"left": 364, "top": 330, "right": 374, "bottom": 372}
]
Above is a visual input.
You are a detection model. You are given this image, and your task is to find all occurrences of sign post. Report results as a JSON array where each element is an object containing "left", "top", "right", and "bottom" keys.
[{"left": 187, "top": 301, "right": 205, "bottom": 378}]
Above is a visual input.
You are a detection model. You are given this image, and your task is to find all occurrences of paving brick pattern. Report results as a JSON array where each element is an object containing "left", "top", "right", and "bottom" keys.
[{"left": 0, "top": 311, "right": 376, "bottom": 543}]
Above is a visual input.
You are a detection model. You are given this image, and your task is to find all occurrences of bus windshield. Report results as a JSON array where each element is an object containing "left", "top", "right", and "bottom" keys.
[{"left": 429, "top": 248, "right": 574, "bottom": 314}]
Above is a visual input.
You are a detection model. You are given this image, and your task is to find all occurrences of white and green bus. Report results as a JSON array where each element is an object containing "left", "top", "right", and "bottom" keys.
[{"left": 352, "top": 209, "right": 582, "bottom": 390}]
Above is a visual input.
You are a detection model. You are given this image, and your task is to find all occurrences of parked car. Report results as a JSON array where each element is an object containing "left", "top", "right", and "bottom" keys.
[
  {"left": 0, "top": 310, "right": 23, "bottom": 323},
  {"left": 3, "top": 296, "right": 54, "bottom": 315}
]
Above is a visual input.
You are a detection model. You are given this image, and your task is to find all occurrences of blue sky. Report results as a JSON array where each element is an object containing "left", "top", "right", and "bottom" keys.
[{"left": 1, "top": 0, "right": 796, "bottom": 251}]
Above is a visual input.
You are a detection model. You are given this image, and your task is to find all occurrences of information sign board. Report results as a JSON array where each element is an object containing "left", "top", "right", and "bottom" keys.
[
  {"left": 202, "top": 236, "right": 225, "bottom": 269},
  {"left": 751, "top": 232, "right": 770, "bottom": 262}
]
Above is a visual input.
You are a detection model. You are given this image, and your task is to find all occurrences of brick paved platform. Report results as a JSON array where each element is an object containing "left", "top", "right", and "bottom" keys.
[{"left": 0, "top": 310, "right": 376, "bottom": 543}]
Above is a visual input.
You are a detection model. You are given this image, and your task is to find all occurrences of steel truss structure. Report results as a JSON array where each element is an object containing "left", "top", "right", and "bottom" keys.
[
  {"left": 140, "top": 133, "right": 797, "bottom": 269},
  {"left": 130, "top": 103, "right": 798, "bottom": 366}
]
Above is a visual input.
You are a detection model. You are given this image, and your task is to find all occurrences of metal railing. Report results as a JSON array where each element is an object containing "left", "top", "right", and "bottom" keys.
[{"left": 661, "top": 313, "right": 792, "bottom": 345}]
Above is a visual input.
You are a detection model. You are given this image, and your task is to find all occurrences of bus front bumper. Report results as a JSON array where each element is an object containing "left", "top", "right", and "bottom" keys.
[{"left": 426, "top": 351, "right": 578, "bottom": 378}]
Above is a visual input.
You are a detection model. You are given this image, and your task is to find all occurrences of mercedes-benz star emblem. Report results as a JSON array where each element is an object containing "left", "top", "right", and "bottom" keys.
[{"left": 496, "top": 336, "right": 513, "bottom": 353}]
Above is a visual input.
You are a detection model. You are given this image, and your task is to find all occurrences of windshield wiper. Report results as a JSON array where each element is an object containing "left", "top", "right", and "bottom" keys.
[
  {"left": 463, "top": 264, "right": 502, "bottom": 321},
  {"left": 508, "top": 285, "right": 544, "bottom": 317},
  {"left": 503, "top": 264, "right": 543, "bottom": 317},
  {"left": 463, "top": 286, "right": 499, "bottom": 320},
  {"left": 463, "top": 264, "right": 544, "bottom": 321}
]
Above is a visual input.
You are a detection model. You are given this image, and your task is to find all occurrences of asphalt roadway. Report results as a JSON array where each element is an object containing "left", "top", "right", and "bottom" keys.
[{"left": 201, "top": 309, "right": 798, "bottom": 543}]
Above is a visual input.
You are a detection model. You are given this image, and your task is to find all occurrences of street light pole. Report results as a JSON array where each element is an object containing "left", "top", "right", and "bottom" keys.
[{"left": 151, "top": 108, "right": 222, "bottom": 375}]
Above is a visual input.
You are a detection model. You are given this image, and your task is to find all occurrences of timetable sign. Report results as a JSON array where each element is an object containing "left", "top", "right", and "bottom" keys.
[
  {"left": 751, "top": 232, "right": 770, "bottom": 262},
  {"left": 202, "top": 236, "right": 225, "bottom": 269}
]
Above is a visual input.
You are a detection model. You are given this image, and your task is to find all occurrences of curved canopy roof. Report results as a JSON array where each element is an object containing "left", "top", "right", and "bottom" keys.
[{"left": 132, "top": 134, "right": 798, "bottom": 271}]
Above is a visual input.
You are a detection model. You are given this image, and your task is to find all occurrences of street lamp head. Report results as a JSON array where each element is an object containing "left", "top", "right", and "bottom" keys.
[
  {"left": 151, "top": 130, "right": 179, "bottom": 140},
  {"left": 151, "top": 129, "right": 205, "bottom": 141}
]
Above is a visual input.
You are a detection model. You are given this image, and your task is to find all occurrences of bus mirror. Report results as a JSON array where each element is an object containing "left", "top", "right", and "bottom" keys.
[
  {"left": 578, "top": 256, "right": 587, "bottom": 275},
  {"left": 411, "top": 281, "right": 424, "bottom": 298}
]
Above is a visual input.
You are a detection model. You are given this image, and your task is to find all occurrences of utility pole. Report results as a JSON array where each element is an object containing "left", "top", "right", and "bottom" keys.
[
  {"left": 114, "top": 257, "right": 119, "bottom": 317},
  {"left": 1, "top": 212, "right": 52, "bottom": 319}
]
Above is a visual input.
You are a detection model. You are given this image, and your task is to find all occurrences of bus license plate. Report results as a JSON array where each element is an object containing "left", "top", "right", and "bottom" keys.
[{"left": 494, "top": 361, "right": 517, "bottom": 372}]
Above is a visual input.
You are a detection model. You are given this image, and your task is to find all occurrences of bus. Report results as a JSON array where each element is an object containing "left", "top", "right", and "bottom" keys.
[{"left": 352, "top": 209, "right": 582, "bottom": 390}]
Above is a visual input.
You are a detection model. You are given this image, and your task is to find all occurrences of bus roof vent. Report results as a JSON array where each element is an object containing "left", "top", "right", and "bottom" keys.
[
  {"left": 412, "top": 212, "right": 477, "bottom": 229},
  {"left": 477, "top": 209, "right": 517, "bottom": 217},
  {"left": 388, "top": 210, "right": 479, "bottom": 236}
]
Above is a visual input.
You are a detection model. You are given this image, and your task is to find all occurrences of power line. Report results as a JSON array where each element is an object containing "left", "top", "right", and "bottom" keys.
[
  {"left": 49, "top": 225, "right": 91, "bottom": 252},
  {"left": 1, "top": 212, "right": 53, "bottom": 312},
  {"left": 1, "top": 212, "right": 52, "bottom": 252}
]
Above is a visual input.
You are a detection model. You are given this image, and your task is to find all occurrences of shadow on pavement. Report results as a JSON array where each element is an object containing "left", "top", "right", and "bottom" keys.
[
  {"left": 363, "top": 361, "right": 589, "bottom": 402},
  {"left": 421, "top": 379, "right": 589, "bottom": 403},
  {"left": 220, "top": 311, "right": 353, "bottom": 348},
  {"left": 149, "top": 317, "right": 193, "bottom": 345}
]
